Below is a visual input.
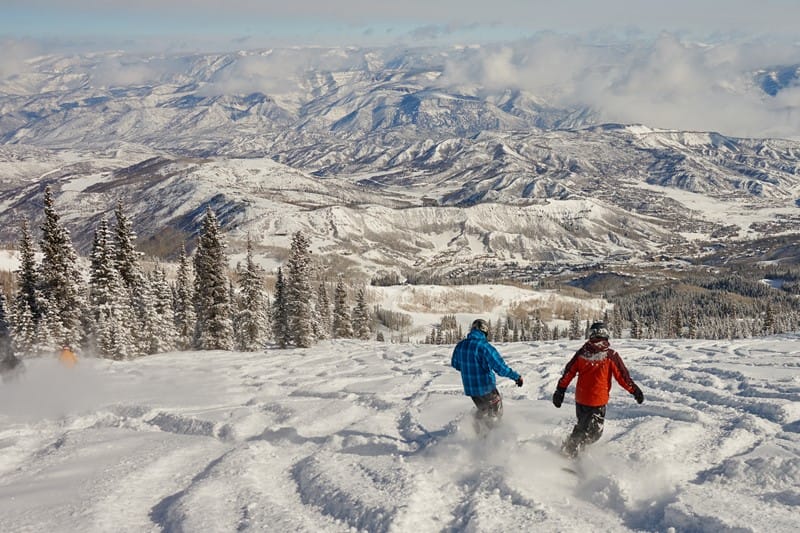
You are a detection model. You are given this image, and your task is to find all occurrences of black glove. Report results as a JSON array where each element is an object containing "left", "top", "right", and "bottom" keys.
[
  {"left": 632, "top": 385, "right": 644, "bottom": 404},
  {"left": 552, "top": 387, "right": 565, "bottom": 408},
  {"left": 515, "top": 376, "right": 524, "bottom": 387}
]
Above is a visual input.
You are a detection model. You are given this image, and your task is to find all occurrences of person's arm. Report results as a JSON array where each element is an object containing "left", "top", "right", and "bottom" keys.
[
  {"left": 485, "top": 344, "right": 519, "bottom": 381},
  {"left": 609, "top": 350, "right": 644, "bottom": 403},
  {"left": 552, "top": 353, "right": 581, "bottom": 407},
  {"left": 556, "top": 353, "right": 580, "bottom": 390},
  {"left": 451, "top": 347, "right": 461, "bottom": 371},
  {"left": 608, "top": 350, "right": 636, "bottom": 392}
]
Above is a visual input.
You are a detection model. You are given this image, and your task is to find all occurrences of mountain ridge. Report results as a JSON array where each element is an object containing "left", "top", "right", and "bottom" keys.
[{"left": 1, "top": 47, "right": 799, "bottom": 280}]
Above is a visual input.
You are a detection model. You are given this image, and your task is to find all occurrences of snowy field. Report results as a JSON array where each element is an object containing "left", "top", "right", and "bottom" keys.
[{"left": 1, "top": 336, "right": 799, "bottom": 532}]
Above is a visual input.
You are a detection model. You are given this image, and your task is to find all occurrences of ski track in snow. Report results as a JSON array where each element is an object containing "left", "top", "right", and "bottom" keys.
[{"left": 1, "top": 337, "right": 799, "bottom": 532}]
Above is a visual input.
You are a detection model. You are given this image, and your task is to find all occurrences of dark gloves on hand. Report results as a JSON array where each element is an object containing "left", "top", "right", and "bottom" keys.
[
  {"left": 552, "top": 387, "right": 565, "bottom": 408},
  {"left": 632, "top": 385, "right": 644, "bottom": 404},
  {"left": 515, "top": 376, "right": 524, "bottom": 387}
]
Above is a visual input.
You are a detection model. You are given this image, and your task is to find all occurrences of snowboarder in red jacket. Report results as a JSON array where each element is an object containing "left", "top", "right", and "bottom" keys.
[{"left": 552, "top": 321, "right": 644, "bottom": 457}]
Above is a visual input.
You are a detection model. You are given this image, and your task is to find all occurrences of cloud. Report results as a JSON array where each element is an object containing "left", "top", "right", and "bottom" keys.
[
  {"left": 196, "top": 53, "right": 299, "bottom": 96},
  {"left": 193, "top": 48, "right": 374, "bottom": 96},
  {"left": 90, "top": 56, "right": 192, "bottom": 87},
  {"left": 435, "top": 34, "right": 800, "bottom": 138},
  {"left": 2, "top": 29, "right": 799, "bottom": 138},
  {"left": 0, "top": 39, "right": 42, "bottom": 79}
]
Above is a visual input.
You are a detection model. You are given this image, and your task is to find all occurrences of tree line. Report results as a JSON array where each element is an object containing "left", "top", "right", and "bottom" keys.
[
  {"left": 0, "top": 187, "right": 374, "bottom": 361},
  {"left": 3, "top": 188, "right": 797, "bottom": 361}
]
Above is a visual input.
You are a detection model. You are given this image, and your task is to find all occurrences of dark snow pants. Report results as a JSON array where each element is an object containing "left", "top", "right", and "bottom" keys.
[
  {"left": 563, "top": 403, "right": 606, "bottom": 457},
  {"left": 471, "top": 388, "right": 503, "bottom": 434}
]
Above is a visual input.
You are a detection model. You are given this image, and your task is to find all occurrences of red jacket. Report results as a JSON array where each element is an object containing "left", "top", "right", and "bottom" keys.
[{"left": 557, "top": 338, "right": 637, "bottom": 407}]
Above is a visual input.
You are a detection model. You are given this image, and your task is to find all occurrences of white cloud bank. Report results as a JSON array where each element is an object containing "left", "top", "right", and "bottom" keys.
[
  {"left": 1, "top": 29, "right": 799, "bottom": 139},
  {"left": 435, "top": 34, "right": 800, "bottom": 138}
]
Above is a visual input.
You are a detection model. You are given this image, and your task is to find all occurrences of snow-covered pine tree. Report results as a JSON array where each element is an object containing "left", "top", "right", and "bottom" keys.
[
  {"left": 315, "top": 281, "right": 332, "bottom": 340},
  {"left": 332, "top": 276, "right": 353, "bottom": 338},
  {"left": 0, "top": 292, "right": 11, "bottom": 357},
  {"left": 10, "top": 297, "right": 35, "bottom": 356},
  {"left": 143, "top": 266, "right": 178, "bottom": 354},
  {"left": 113, "top": 201, "right": 156, "bottom": 354},
  {"left": 762, "top": 303, "right": 775, "bottom": 336},
  {"left": 611, "top": 307, "right": 623, "bottom": 338},
  {"left": 286, "top": 231, "right": 314, "bottom": 348},
  {"left": 32, "top": 293, "right": 63, "bottom": 355},
  {"left": 15, "top": 220, "right": 40, "bottom": 325},
  {"left": 271, "top": 267, "right": 290, "bottom": 348},
  {"left": 229, "top": 279, "right": 236, "bottom": 316},
  {"left": 173, "top": 244, "right": 196, "bottom": 350},
  {"left": 87, "top": 216, "right": 136, "bottom": 359},
  {"left": 630, "top": 314, "right": 641, "bottom": 339},
  {"left": 113, "top": 201, "right": 144, "bottom": 291},
  {"left": 351, "top": 288, "right": 371, "bottom": 340},
  {"left": 10, "top": 221, "right": 39, "bottom": 355},
  {"left": 193, "top": 207, "right": 233, "bottom": 350},
  {"left": 568, "top": 309, "right": 581, "bottom": 340},
  {"left": 235, "top": 235, "right": 269, "bottom": 351},
  {"left": 437, "top": 327, "right": 446, "bottom": 344},
  {"left": 38, "top": 186, "right": 86, "bottom": 348}
]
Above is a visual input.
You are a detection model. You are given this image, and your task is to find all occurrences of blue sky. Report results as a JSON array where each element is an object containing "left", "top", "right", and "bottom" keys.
[{"left": 3, "top": 0, "right": 800, "bottom": 51}]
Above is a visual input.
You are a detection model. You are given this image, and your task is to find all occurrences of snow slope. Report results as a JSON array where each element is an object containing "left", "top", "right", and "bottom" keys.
[{"left": 1, "top": 336, "right": 799, "bottom": 532}]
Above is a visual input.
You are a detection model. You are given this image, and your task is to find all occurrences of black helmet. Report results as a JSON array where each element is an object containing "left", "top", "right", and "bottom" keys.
[
  {"left": 589, "top": 321, "right": 610, "bottom": 340},
  {"left": 471, "top": 318, "right": 490, "bottom": 335}
]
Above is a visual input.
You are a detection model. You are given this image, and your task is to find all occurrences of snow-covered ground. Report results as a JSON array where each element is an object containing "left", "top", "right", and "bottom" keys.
[{"left": 1, "top": 336, "right": 799, "bottom": 532}]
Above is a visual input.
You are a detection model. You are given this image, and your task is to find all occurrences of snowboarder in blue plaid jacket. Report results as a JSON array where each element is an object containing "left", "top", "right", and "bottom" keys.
[{"left": 451, "top": 318, "right": 523, "bottom": 433}]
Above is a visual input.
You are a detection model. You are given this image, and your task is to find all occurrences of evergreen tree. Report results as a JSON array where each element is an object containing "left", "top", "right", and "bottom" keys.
[
  {"left": 687, "top": 310, "right": 699, "bottom": 339},
  {"left": 87, "top": 217, "right": 136, "bottom": 359},
  {"left": 38, "top": 186, "right": 85, "bottom": 348},
  {"left": 235, "top": 236, "right": 269, "bottom": 351},
  {"left": 434, "top": 326, "right": 443, "bottom": 345},
  {"left": 315, "top": 281, "right": 332, "bottom": 340},
  {"left": 568, "top": 309, "right": 581, "bottom": 340},
  {"left": 144, "top": 266, "right": 178, "bottom": 354},
  {"left": 173, "top": 245, "right": 196, "bottom": 350},
  {"left": 351, "top": 288, "right": 371, "bottom": 340},
  {"left": 15, "top": 220, "right": 40, "bottom": 324},
  {"left": 762, "top": 304, "right": 775, "bottom": 335},
  {"left": 32, "top": 294, "right": 62, "bottom": 355},
  {"left": 611, "top": 307, "right": 623, "bottom": 338},
  {"left": 286, "top": 231, "right": 314, "bottom": 348},
  {"left": 193, "top": 207, "right": 233, "bottom": 350},
  {"left": 332, "top": 276, "right": 353, "bottom": 338},
  {"left": 271, "top": 267, "right": 290, "bottom": 348},
  {"left": 10, "top": 296, "right": 36, "bottom": 356},
  {"left": 113, "top": 201, "right": 155, "bottom": 354},
  {"left": 0, "top": 293, "right": 11, "bottom": 358},
  {"left": 113, "top": 201, "right": 144, "bottom": 291},
  {"left": 11, "top": 221, "right": 39, "bottom": 355},
  {"left": 630, "top": 314, "right": 641, "bottom": 339},
  {"left": 670, "top": 308, "right": 683, "bottom": 338},
  {"left": 427, "top": 326, "right": 436, "bottom": 344}
]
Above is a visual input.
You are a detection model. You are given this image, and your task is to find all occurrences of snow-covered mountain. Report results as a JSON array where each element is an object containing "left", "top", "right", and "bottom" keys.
[{"left": 1, "top": 47, "right": 800, "bottom": 278}]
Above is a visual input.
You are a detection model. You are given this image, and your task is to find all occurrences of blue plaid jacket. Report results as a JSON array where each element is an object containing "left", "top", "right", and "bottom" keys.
[{"left": 451, "top": 330, "right": 520, "bottom": 397}]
